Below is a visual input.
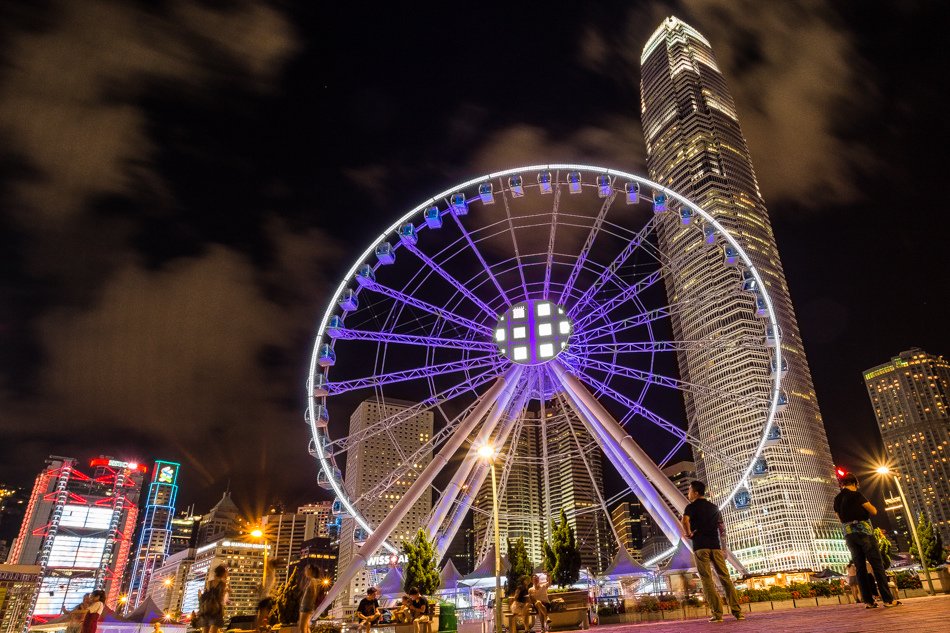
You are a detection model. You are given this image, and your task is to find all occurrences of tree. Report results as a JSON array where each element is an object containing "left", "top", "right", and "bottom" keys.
[
  {"left": 506, "top": 537, "right": 534, "bottom": 592},
  {"left": 403, "top": 528, "right": 441, "bottom": 595},
  {"left": 548, "top": 509, "right": 581, "bottom": 588},
  {"left": 873, "top": 527, "right": 893, "bottom": 569},
  {"left": 909, "top": 514, "right": 945, "bottom": 570},
  {"left": 273, "top": 563, "right": 301, "bottom": 624}
]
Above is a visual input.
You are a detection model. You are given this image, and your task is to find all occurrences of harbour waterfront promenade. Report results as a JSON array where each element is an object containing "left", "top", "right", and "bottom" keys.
[{"left": 594, "top": 594, "right": 949, "bottom": 633}]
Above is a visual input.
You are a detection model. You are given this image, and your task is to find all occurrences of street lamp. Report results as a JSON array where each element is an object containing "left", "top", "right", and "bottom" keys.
[
  {"left": 478, "top": 444, "right": 503, "bottom": 633},
  {"left": 874, "top": 465, "right": 935, "bottom": 595},
  {"left": 251, "top": 527, "right": 269, "bottom": 589}
]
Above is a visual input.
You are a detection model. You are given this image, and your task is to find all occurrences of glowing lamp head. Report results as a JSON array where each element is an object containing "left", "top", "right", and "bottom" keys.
[
  {"left": 875, "top": 466, "right": 891, "bottom": 475},
  {"left": 495, "top": 300, "right": 571, "bottom": 365},
  {"left": 163, "top": 577, "right": 173, "bottom": 586},
  {"left": 119, "top": 595, "right": 129, "bottom": 604},
  {"left": 477, "top": 445, "right": 496, "bottom": 460},
  {"left": 250, "top": 528, "right": 264, "bottom": 539}
]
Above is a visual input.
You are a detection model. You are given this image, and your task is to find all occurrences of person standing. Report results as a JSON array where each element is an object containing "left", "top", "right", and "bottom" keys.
[
  {"left": 355, "top": 586, "right": 382, "bottom": 633},
  {"left": 298, "top": 565, "right": 318, "bottom": 633},
  {"left": 681, "top": 480, "right": 744, "bottom": 623},
  {"left": 81, "top": 590, "right": 106, "bottom": 633},
  {"left": 65, "top": 593, "right": 91, "bottom": 633},
  {"left": 833, "top": 473, "right": 900, "bottom": 609},
  {"left": 198, "top": 565, "right": 228, "bottom": 633},
  {"left": 846, "top": 561, "right": 860, "bottom": 603},
  {"left": 256, "top": 559, "right": 280, "bottom": 632}
]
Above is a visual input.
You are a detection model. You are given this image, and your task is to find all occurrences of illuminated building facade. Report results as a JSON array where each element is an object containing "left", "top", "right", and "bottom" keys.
[
  {"left": 863, "top": 348, "right": 950, "bottom": 544},
  {"left": 144, "top": 547, "right": 193, "bottom": 617},
  {"left": 126, "top": 461, "right": 180, "bottom": 608},
  {"left": 182, "top": 539, "right": 267, "bottom": 618},
  {"left": 9, "top": 456, "right": 145, "bottom": 621},
  {"left": 0, "top": 565, "right": 40, "bottom": 633},
  {"left": 334, "top": 399, "right": 433, "bottom": 617},
  {"left": 261, "top": 511, "right": 323, "bottom": 586},
  {"left": 640, "top": 16, "right": 846, "bottom": 572},
  {"left": 169, "top": 509, "right": 200, "bottom": 555},
  {"left": 196, "top": 492, "right": 242, "bottom": 546},
  {"left": 298, "top": 502, "right": 334, "bottom": 539},
  {"left": 610, "top": 501, "right": 643, "bottom": 561}
]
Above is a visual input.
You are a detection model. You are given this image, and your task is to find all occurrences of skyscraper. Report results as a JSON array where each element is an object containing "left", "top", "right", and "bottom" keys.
[
  {"left": 126, "top": 460, "right": 180, "bottom": 608},
  {"left": 261, "top": 510, "right": 324, "bottom": 586},
  {"left": 9, "top": 456, "right": 146, "bottom": 620},
  {"left": 298, "top": 501, "right": 334, "bottom": 539},
  {"left": 333, "top": 399, "right": 433, "bottom": 617},
  {"left": 610, "top": 500, "right": 643, "bottom": 561},
  {"left": 196, "top": 491, "right": 242, "bottom": 546},
  {"left": 863, "top": 348, "right": 950, "bottom": 543},
  {"left": 640, "top": 16, "right": 846, "bottom": 572}
]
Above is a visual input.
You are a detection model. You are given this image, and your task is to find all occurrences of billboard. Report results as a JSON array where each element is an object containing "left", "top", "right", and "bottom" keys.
[{"left": 153, "top": 460, "right": 180, "bottom": 485}]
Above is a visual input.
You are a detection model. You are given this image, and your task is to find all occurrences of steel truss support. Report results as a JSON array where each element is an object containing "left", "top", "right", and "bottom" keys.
[
  {"left": 361, "top": 277, "right": 493, "bottom": 337},
  {"left": 552, "top": 361, "right": 748, "bottom": 575},
  {"left": 435, "top": 387, "right": 531, "bottom": 557},
  {"left": 314, "top": 368, "right": 522, "bottom": 616},
  {"left": 330, "top": 326, "right": 495, "bottom": 352},
  {"left": 426, "top": 375, "right": 522, "bottom": 540},
  {"left": 328, "top": 356, "right": 504, "bottom": 394}
]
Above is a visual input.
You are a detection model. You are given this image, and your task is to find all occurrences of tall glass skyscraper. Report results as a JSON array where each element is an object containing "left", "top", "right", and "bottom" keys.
[
  {"left": 126, "top": 460, "right": 179, "bottom": 609},
  {"left": 639, "top": 16, "right": 847, "bottom": 572}
]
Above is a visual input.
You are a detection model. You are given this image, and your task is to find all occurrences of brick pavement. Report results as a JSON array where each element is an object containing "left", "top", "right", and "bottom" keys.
[{"left": 593, "top": 594, "right": 950, "bottom": 633}]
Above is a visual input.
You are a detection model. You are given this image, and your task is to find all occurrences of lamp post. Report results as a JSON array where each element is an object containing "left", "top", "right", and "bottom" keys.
[
  {"left": 874, "top": 466, "right": 935, "bottom": 595},
  {"left": 478, "top": 444, "right": 503, "bottom": 633},
  {"left": 251, "top": 527, "right": 269, "bottom": 589}
]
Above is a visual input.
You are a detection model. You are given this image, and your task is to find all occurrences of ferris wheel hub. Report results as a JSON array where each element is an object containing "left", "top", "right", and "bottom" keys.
[{"left": 494, "top": 299, "right": 572, "bottom": 365}]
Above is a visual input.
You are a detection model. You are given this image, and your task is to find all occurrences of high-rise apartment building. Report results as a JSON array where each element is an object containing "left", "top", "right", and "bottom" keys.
[
  {"left": 144, "top": 547, "right": 194, "bottom": 616},
  {"left": 261, "top": 511, "right": 323, "bottom": 586},
  {"left": 640, "top": 16, "right": 846, "bottom": 572},
  {"left": 9, "top": 456, "right": 146, "bottom": 620},
  {"left": 126, "top": 460, "right": 180, "bottom": 608},
  {"left": 610, "top": 500, "right": 644, "bottom": 561},
  {"left": 298, "top": 502, "right": 334, "bottom": 539},
  {"left": 863, "top": 348, "right": 950, "bottom": 543},
  {"left": 333, "top": 399, "right": 433, "bottom": 617}
]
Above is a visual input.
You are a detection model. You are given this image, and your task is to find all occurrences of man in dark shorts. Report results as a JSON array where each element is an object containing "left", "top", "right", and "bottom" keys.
[
  {"left": 529, "top": 574, "right": 551, "bottom": 631},
  {"left": 833, "top": 473, "right": 900, "bottom": 608},
  {"left": 408, "top": 587, "right": 431, "bottom": 633},
  {"left": 682, "top": 480, "right": 743, "bottom": 623},
  {"left": 356, "top": 587, "right": 382, "bottom": 633}
]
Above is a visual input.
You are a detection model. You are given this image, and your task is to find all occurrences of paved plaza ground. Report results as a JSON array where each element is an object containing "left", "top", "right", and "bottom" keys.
[{"left": 594, "top": 594, "right": 949, "bottom": 633}]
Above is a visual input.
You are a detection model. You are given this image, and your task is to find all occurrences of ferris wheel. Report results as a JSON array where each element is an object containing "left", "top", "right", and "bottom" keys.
[{"left": 306, "top": 164, "right": 784, "bottom": 609}]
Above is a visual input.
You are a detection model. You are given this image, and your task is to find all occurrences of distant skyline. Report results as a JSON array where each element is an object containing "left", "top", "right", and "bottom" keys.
[{"left": 0, "top": 1, "right": 947, "bottom": 516}]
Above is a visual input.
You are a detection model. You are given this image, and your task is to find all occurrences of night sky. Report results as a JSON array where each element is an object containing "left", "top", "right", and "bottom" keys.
[{"left": 1, "top": 0, "right": 947, "bottom": 522}]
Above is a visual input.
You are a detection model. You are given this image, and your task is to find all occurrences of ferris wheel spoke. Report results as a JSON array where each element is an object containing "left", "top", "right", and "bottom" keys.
[
  {"left": 325, "top": 366, "right": 502, "bottom": 455},
  {"left": 449, "top": 211, "right": 511, "bottom": 308},
  {"left": 658, "top": 437, "right": 686, "bottom": 469},
  {"left": 328, "top": 326, "right": 495, "bottom": 353},
  {"left": 327, "top": 355, "right": 503, "bottom": 395},
  {"left": 564, "top": 352, "right": 770, "bottom": 409},
  {"left": 496, "top": 183, "right": 529, "bottom": 302},
  {"left": 568, "top": 364, "right": 744, "bottom": 469},
  {"left": 542, "top": 187, "right": 561, "bottom": 300},
  {"left": 403, "top": 242, "right": 498, "bottom": 319},
  {"left": 572, "top": 268, "right": 664, "bottom": 331},
  {"left": 572, "top": 337, "right": 761, "bottom": 355},
  {"left": 568, "top": 214, "right": 659, "bottom": 318},
  {"left": 557, "top": 192, "right": 616, "bottom": 306},
  {"left": 359, "top": 277, "right": 493, "bottom": 337}
]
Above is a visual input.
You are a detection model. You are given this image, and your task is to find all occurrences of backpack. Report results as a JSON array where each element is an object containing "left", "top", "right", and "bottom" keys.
[{"left": 199, "top": 582, "right": 222, "bottom": 616}]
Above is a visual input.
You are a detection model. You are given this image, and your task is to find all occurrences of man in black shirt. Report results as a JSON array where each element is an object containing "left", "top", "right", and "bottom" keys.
[
  {"left": 356, "top": 587, "right": 381, "bottom": 633},
  {"left": 833, "top": 473, "right": 900, "bottom": 608},
  {"left": 682, "top": 480, "right": 743, "bottom": 623},
  {"left": 408, "top": 587, "right": 431, "bottom": 633}
]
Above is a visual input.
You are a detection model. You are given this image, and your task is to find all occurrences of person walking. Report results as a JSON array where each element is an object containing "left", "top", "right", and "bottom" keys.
[
  {"left": 681, "top": 480, "right": 744, "bottom": 623},
  {"left": 198, "top": 565, "right": 228, "bottom": 633},
  {"left": 833, "top": 473, "right": 900, "bottom": 609},
  {"left": 81, "top": 590, "right": 106, "bottom": 633},
  {"left": 298, "top": 565, "right": 319, "bottom": 633},
  {"left": 65, "top": 594, "right": 91, "bottom": 633},
  {"left": 256, "top": 559, "right": 281, "bottom": 632}
]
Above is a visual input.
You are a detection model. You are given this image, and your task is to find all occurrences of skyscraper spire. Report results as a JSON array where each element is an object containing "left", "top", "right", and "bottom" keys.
[{"left": 639, "top": 16, "right": 847, "bottom": 572}]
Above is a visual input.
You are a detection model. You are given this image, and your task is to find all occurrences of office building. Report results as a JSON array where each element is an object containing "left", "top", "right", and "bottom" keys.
[
  {"left": 640, "top": 16, "right": 846, "bottom": 572},
  {"left": 181, "top": 539, "right": 266, "bottom": 618},
  {"left": 261, "top": 511, "right": 324, "bottom": 586},
  {"left": 144, "top": 547, "right": 194, "bottom": 616},
  {"left": 196, "top": 491, "right": 243, "bottom": 546},
  {"left": 126, "top": 460, "right": 180, "bottom": 608},
  {"left": 333, "top": 399, "right": 433, "bottom": 617},
  {"left": 298, "top": 502, "right": 334, "bottom": 539},
  {"left": 8, "top": 456, "right": 146, "bottom": 620},
  {"left": 864, "top": 349, "right": 950, "bottom": 543},
  {"left": 610, "top": 500, "right": 644, "bottom": 561}
]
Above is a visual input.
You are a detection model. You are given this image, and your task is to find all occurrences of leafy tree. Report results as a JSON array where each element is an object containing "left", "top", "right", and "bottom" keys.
[
  {"left": 873, "top": 527, "right": 893, "bottom": 569},
  {"left": 403, "top": 528, "right": 441, "bottom": 595},
  {"left": 274, "top": 563, "right": 301, "bottom": 624},
  {"left": 506, "top": 537, "right": 534, "bottom": 591},
  {"left": 548, "top": 509, "right": 581, "bottom": 588},
  {"left": 543, "top": 539, "right": 556, "bottom": 576},
  {"left": 909, "top": 514, "right": 945, "bottom": 570}
]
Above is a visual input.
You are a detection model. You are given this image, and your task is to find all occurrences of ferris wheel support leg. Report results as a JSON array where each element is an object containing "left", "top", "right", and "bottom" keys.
[
  {"left": 552, "top": 361, "right": 748, "bottom": 575},
  {"left": 427, "top": 375, "right": 522, "bottom": 541},
  {"left": 435, "top": 389, "right": 531, "bottom": 557},
  {"left": 314, "top": 368, "right": 522, "bottom": 616}
]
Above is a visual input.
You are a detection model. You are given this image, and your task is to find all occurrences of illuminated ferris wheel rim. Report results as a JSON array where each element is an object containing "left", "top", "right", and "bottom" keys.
[{"left": 306, "top": 163, "right": 784, "bottom": 553}]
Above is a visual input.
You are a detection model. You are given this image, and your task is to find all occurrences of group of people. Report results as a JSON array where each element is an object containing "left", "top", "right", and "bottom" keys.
[
  {"left": 63, "top": 590, "right": 106, "bottom": 633},
  {"left": 354, "top": 586, "right": 431, "bottom": 633},
  {"left": 506, "top": 574, "right": 553, "bottom": 632}
]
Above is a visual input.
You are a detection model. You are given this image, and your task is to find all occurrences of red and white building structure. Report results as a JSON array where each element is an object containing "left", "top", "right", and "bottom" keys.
[{"left": 7, "top": 456, "right": 145, "bottom": 623}]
